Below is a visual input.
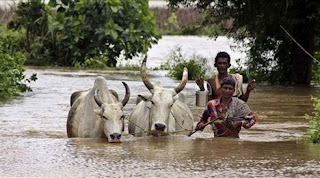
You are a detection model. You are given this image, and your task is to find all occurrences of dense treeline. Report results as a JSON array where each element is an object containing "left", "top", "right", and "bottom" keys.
[{"left": 1, "top": 5, "right": 210, "bottom": 35}]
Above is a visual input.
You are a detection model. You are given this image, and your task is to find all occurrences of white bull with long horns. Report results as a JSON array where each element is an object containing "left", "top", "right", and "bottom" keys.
[
  {"left": 128, "top": 57, "right": 194, "bottom": 136},
  {"left": 67, "top": 76, "right": 130, "bottom": 143}
]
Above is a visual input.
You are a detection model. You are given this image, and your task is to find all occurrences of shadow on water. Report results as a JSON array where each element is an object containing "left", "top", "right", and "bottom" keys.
[{"left": 0, "top": 68, "right": 320, "bottom": 177}]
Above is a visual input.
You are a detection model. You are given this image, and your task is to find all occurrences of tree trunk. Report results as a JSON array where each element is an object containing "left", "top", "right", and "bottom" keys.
[{"left": 291, "top": 23, "right": 314, "bottom": 84}]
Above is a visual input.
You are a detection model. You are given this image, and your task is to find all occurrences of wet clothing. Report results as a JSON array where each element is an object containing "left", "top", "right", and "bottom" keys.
[
  {"left": 207, "top": 74, "right": 243, "bottom": 99},
  {"left": 198, "top": 97, "right": 255, "bottom": 138}
]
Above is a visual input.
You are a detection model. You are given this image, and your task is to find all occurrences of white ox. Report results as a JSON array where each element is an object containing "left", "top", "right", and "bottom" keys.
[
  {"left": 128, "top": 57, "right": 194, "bottom": 136},
  {"left": 67, "top": 76, "right": 130, "bottom": 143}
]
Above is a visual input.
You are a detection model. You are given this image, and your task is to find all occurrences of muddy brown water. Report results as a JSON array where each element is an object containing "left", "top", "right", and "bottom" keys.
[{"left": 0, "top": 68, "right": 319, "bottom": 177}]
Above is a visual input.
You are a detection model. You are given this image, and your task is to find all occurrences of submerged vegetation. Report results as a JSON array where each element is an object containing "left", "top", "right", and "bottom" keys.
[
  {"left": 303, "top": 97, "right": 320, "bottom": 143},
  {"left": 159, "top": 47, "right": 208, "bottom": 80}
]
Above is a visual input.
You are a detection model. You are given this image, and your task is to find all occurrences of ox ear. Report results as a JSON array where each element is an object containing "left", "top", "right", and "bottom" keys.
[
  {"left": 173, "top": 94, "right": 179, "bottom": 102},
  {"left": 94, "top": 108, "right": 103, "bottom": 116}
]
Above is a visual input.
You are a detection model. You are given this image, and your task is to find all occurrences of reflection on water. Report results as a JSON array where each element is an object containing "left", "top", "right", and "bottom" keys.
[{"left": 0, "top": 68, "right": 320, "bottom": 177}]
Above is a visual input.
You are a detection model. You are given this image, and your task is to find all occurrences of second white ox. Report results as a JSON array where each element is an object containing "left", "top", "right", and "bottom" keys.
[
  {"left": 128, "top": 58, "right": 194, "bottom": 136},
  {"left": 67, "top": 76, "right": 130, "bottom": 142}
]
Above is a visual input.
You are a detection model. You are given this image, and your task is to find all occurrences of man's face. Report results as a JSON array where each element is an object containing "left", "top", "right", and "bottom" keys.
[
  {"left": 221, "top": 84, "right": 235, "bottom": 98},
  {"left": 215, "top": 58, "right": 230, "bottom": 74}
]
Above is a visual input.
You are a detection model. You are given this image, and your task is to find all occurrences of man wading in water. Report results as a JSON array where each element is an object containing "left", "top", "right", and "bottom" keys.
[
  {"left": 196, "top": 51, "right": 256, "bottom": 102},
  {"left": 195, "top": 78, "right": 256, "bottom": 138}
]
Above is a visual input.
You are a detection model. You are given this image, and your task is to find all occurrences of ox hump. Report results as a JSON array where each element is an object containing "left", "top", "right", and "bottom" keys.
[{"left": 94, "top": 76, "right": 110, "bottom": 90}]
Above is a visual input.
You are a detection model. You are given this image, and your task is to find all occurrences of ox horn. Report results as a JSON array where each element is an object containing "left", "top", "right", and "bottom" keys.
[
  {"left": 94, "top": 89, "right": 103, "bottom": 107},
  {"left": 121, "top": 82, "right": 130, "bottom": 106},
  {"left": 174, "top": 67, "right": 188, "bottom": 94},
  {"left": 141, "top": 55, "right": 154, "bottom": 91}
]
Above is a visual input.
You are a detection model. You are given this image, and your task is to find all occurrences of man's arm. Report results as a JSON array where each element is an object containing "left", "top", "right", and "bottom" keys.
[
  {"left": 195, "top": 100, "right": 217, "bottom": 130},
  {"left": 239, "top": 80, "right": 256, "bottom": 102},
  {"left": 196, "top": 77, "right": 205, "bottom": 91}
]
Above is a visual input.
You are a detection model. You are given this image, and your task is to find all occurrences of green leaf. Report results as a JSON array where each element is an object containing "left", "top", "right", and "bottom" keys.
[
  {"left": 111, "top": 30, "right": 118, "bottom": 39},
  {"left": 48, "top": 0, "right": 57, "bottom": 7},
  {"left": 110, "top": 6, "right": 119, "bottom": 13}
]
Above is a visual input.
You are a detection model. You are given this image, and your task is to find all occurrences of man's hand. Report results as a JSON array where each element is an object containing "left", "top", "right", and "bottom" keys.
[
  {"left": 247, "top": 79, "right": 256, "bottom": 92},
  {"left": 242, "top": 116, "right": 256, "bottom": 129},
  {"left": 196, "top": 77, "right": 205, "bottom": 91}
]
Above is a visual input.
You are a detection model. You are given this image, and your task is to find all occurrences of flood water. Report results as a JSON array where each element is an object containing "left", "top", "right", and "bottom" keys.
[
  {"left": 1, "top": 67, "right": 319, "bottom": 177},
  {"left": 1, "top": 35, "right": 320, "bottom": 177}
]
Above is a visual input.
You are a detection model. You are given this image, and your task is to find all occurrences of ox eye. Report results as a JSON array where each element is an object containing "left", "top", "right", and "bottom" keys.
[
  {"left": 102, "top": 115, "right": 108, "bottom": 120},
  {"left": 120, "top": 115, "right": 125, "bottom": 119},
  {"left": 151, "top": 101, "right": 155, "bottom": 105},
  {"left": 169, "top": 103, "right": 173, "bottom": 108}
]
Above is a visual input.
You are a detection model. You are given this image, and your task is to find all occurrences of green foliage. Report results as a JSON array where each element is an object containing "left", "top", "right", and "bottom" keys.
[
  {"left": 47, "top": 0, "right": 160, "bottom": 67},
  {"left": 180, "top": 21, "right": 222, "bottom": 36},
  {"left": 166, "top": 47, "right": 207, "bottom": 80},
  {"left": 168, "top": 0, "right": 320, "bottom": 84},
  {"left": 8, "top": 0, "right": 50, "bottom": 52},
  {"left": 164, "top": 12, "right": 179, "bottom": 31},
  {"left": 303, "top": 97, "right": 320, "bottom": 143},
  {"left": 312, "top": 38, "right": 320, "bottom": 83},
  {"left": 229, "top": 59, "right": 249, "bottom": 83},
  {"left": 74, "top": 56, "right": 109, "bottom": 69},
  {"left": 0, "top": 25, "right": 37, "bottom": 100},
  {"left": 9, "top": 0, "right": 160, "bottom": 67}
]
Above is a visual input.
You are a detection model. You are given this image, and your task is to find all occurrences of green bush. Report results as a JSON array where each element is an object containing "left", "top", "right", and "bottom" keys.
[
  {"left": 8, "top": 0, "right": 160, "bottom": 67},
  {"left": 75, "top": 55, "right": 109, "bottom": 69},
  {"left": 303, "top": 97, "right": 320, "bottom": 143},
  {"left": 166, "top": 47, "right": 207, "bottom": 80},
  {"left": 0, "top": 25, "right": 37, "bottom": 100},
  {"left": 312, "top": 51, "right": 320, "bottom": 83}
]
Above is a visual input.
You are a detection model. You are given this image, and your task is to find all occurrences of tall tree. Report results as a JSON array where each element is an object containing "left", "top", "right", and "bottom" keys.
[
  {"left": 168, "top": 0, "right": 320, "bottom": 84},
  {"left": 47, "top": 0, "right": 160, "bottom": 67}
]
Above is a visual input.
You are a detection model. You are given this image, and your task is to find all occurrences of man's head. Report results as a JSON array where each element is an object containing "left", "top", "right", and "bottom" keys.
[
  {"left": 214, "top": 52, "right": 231, "bottom": 74},
  {"left": 221, "top": 77, "right": 235, "bottom": 98}
]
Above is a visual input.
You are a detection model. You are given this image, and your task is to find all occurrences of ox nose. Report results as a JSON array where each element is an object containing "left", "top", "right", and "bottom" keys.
[
  {"left": 110, "top": 133, "right": 121, "bottom": 140},
  {"left": 155, "top": 123, "right": 166, "bottom": 131}
]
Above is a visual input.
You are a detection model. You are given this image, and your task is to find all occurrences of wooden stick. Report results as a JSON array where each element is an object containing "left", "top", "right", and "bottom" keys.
[{"left": 188, "top": 120, "right": 216, "bottom": 137}]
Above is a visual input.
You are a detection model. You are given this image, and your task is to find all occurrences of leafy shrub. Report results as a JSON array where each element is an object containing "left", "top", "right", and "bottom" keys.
[
  {"left": 0, "top": 25, "right": 37, "bottom": 100},
  {"left": 229, "top": 58, "right": 251, "bottom": 83},
  {"left": 303, "top": 97, "right": 320, "bottom": 143},
  {"left": 168, "top": 60, "right": 206, "bottom": 80},
  {"left": 312, "top": 51, "right": 320, "bottom": 83},
  {"left": 8, "top": 0, "right": 159, "bottom": 67},
  {"left": 166, "top": 47, "right": 207, "bottom": 80},
  {"left": 47, "top": 0, "right": 159, "bottom": 67},
  {"left": 75, "top": 55, "right": 109, "bottom": 69}
]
